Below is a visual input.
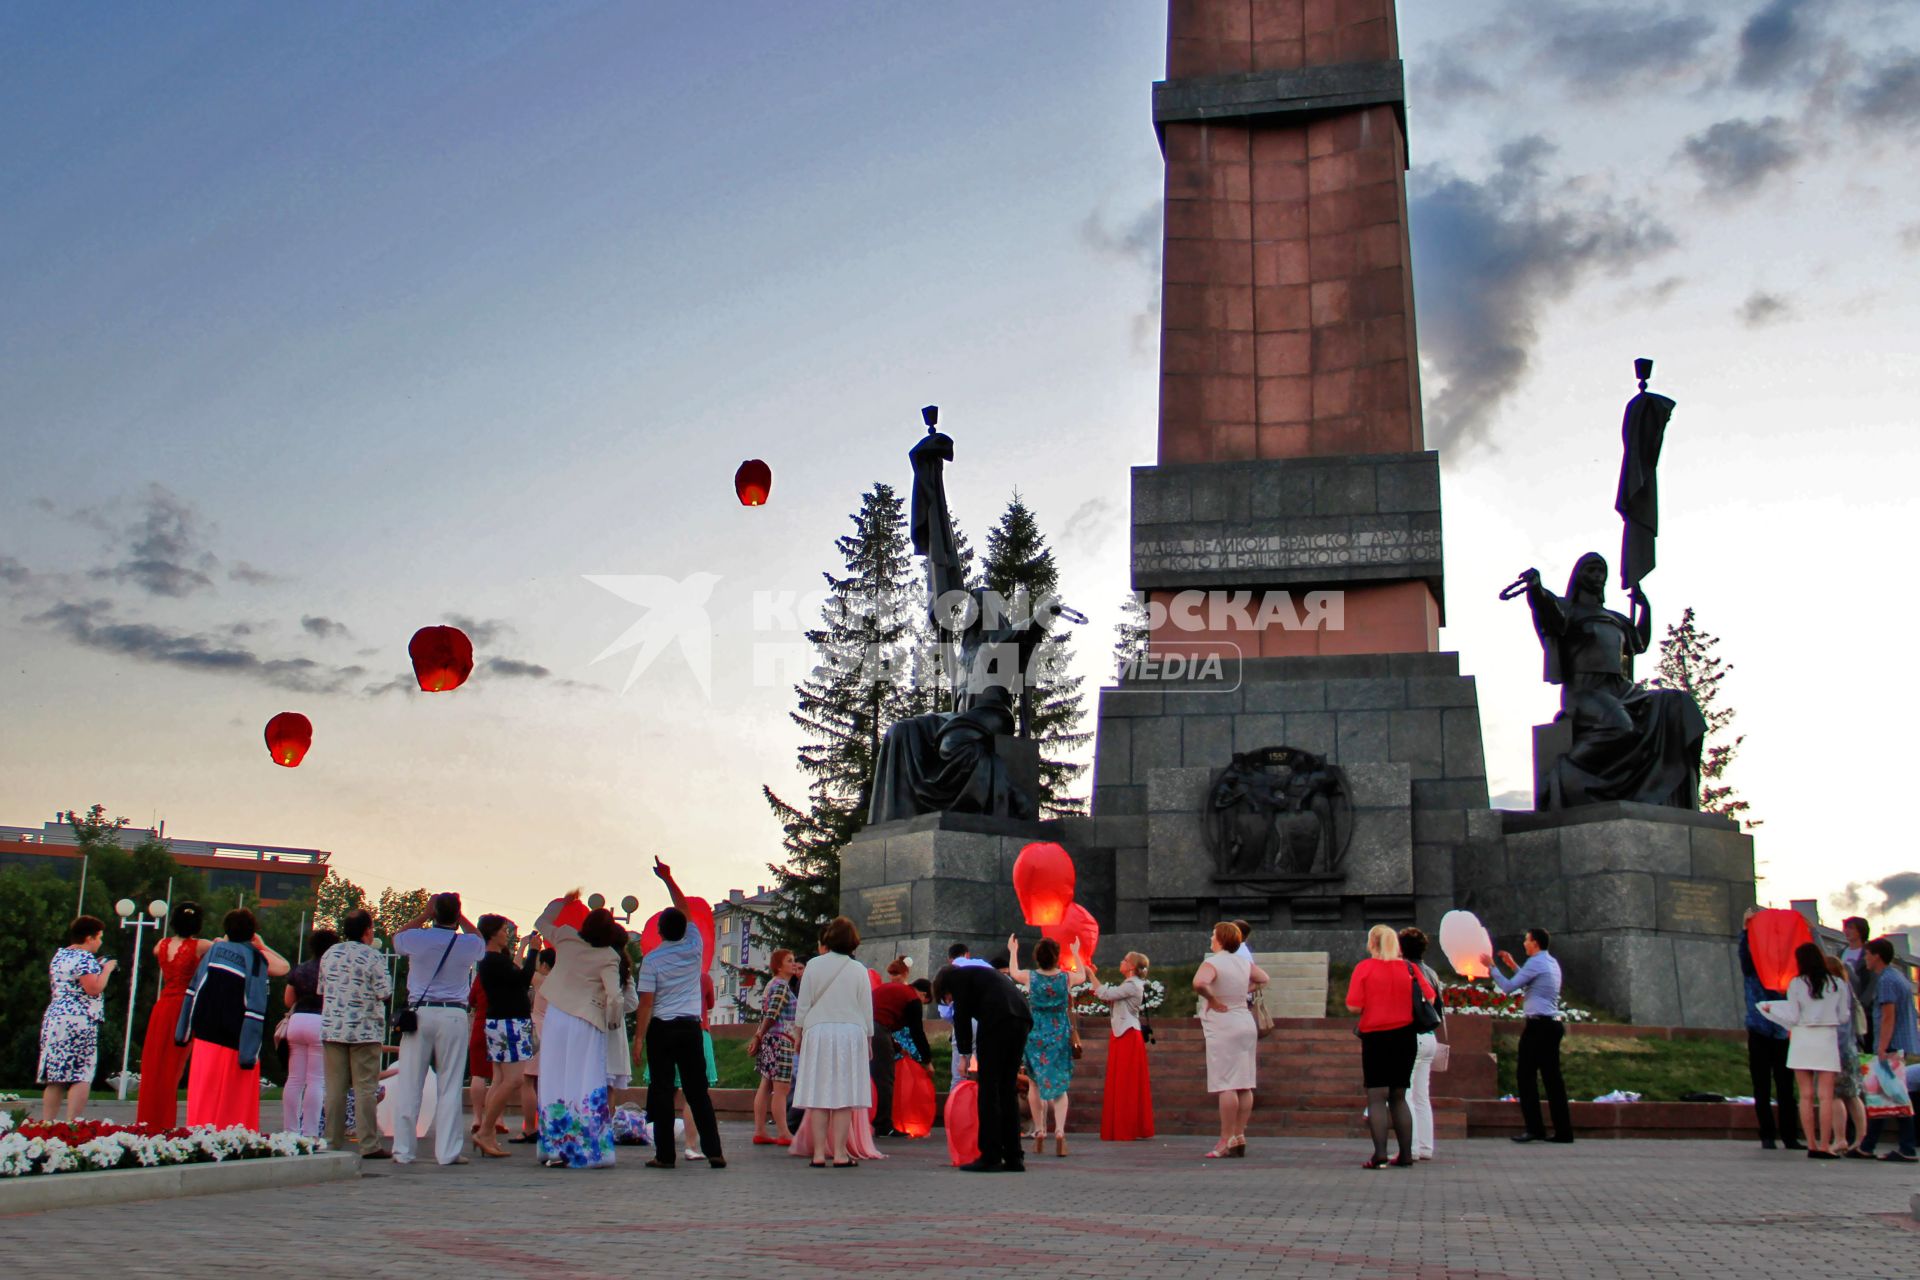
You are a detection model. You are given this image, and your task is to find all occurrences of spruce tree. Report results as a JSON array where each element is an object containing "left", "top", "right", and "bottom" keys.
[
  {"left": 981, "top": 492, "right": 1092, "bottom": 816},
  {"left": 763, "top": 482, "right": 925, "bottom": 950},
  {"left": 1113, "top": 591, "right": 1153, "bottom": 672},
  {"left": 1653, "top": 606, "right": 1757, "bottom": 827}
]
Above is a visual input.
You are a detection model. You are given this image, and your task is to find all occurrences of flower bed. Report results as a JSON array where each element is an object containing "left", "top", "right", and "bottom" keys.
[
  {"left": 0, "top": 1113, "right": 326, "bottom": 1178},
  {"left": 1440, "top": 980, "right": 1597, "bottom": 1023}
]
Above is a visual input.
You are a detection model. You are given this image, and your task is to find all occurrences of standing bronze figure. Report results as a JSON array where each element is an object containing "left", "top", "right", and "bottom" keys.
[{"left": 1615, "top": 357, "right": 1675, "bottom": 594}]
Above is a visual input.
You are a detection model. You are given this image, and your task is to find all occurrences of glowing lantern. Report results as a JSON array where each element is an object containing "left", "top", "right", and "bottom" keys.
[
  {"left": 263, "top": 712, "right": 313, "bottom": 768},
  {"left": 894, "top": 1057, "right": 936, "bottom": 1138},
  {"left": 1013, "top": 842, "right": 1076, "bottom": 927},
  {"left": 735, "top": 459, "right": 772, "bottom": 506},
  {"left": 1747, "top": 908, "right": 1816, "bottom": 992},
  {"left": 1044, "top": 902, "right": 1100, "bottom": 976},
  {"left": 408, "top": 625, "right": 474, "bottom": 692},
  {"left": 1438, "top": 910, "right": 1496, "bottom": 980}
]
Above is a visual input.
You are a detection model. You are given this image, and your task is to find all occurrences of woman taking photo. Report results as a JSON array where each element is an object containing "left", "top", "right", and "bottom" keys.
[
  {"left": 1008, "top": 935, "right": 1075, "bottom": 1157},
  {"left": 1087, "top": 951, "right": 1154, "bottom": 1142},
  {"left": 748, "top": 948, "right": 800, "bottom": 1145},
  {"left": 1195, "top": 921, "right": 1269, "bottom": 1159},
  {"left": 473, "top": 914, "right": 538, "bottom": 1158},
  {"left": 1346, "top": 923, "right": 1436, "bottom": 1169},
  {"left": 178, "top": 909, "right": 290, "bottom": 1131},
  {"left": 39, "top": 916, "right": 115, "bottom": 1123},
  {"left": 792, "top": 917, "right": 873, "bottom": 1168},
  {"left": 136, "top": 901, "right": 209, "bottom": 1129},
  {"left": 532, "top": 894, "right": 626, "bottom": 1169},
  {"left": 280, "top": 927, "right": 337, "bottom": 1137}
]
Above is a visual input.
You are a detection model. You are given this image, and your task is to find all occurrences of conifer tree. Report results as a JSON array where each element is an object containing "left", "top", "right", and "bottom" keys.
[
  {"left": 763, "top": 483, "right": 925, "bottom": 950},
  {"left": 1654, "top": 607, "right": 1757, "bottom": 827},
  {"left": 981, "top": 493, "right": 1092, "bottom": 816},
  {"left": 1113, "top": 591, "right": 1152, "bottom": 672}
]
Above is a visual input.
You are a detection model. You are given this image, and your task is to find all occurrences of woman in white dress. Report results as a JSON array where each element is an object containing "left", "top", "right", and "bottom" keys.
[
  {"left": 792, "top": 917, "right": 873, "bottom": 1168},
  {"left": 1772, "top": 941, "right": 1847, "bottom": 1161},
  {"left": 1193, "top": 921, "right": 1270, "bottom": 1160}
]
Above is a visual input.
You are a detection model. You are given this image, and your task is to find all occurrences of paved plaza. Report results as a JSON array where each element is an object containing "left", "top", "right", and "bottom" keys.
[{"left": 5, "top": 1125, "right": 1917, "bottom": 1278}]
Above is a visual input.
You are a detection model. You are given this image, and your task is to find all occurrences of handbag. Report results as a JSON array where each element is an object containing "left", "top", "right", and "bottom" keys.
[
  {"left": 395, "top": 931, "right": 460, "bottom": 1035},
  {"left": 1251, "top": 984, "right": 1276, "bottom": 1039},
  {"left": 1407, "top": 962, "right": 1443, "bottom": 1033}
]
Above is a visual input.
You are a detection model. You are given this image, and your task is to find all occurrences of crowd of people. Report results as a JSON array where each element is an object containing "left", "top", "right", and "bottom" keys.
[{"left": 30, "top": 884, "right": 1917, "bottom": 1171}]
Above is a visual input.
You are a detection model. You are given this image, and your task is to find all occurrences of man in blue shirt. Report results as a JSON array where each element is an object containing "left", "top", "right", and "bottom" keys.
[
  {"left": 1738, "top": 907, "right": 1801, "bottom": 1150},
  {"left": 1484, "top": 928, "right": 1573, "bottom": 1144},
  {"left": 1859, "top": 939, "right": 1919, "bottom": 1162},
  {"left": 635, "top": 859, "right": 724, "bottom": 1169}
]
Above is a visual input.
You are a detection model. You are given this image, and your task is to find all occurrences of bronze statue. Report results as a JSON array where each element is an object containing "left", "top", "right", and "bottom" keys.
[
  {"left": 1507, "top": 552, "right": 1705, "bottom": 809},
  {"left": 1615, "top": 357, "right": 1675, "bottom": 594},
  {"left": 1203, "top": 746, "right": 1352, "bottom": 880}
]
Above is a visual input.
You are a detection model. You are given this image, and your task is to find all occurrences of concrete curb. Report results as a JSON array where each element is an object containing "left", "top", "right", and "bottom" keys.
[{"left": 0, "top": 1151, "right": 358, "bottom": 1215}]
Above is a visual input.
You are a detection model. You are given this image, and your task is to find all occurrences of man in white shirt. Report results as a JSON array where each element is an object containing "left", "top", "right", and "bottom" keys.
[
  {"left": 390, "top": 893, "right": 484, "bottom": 1166},
  {"left": 635, "top": 860, "right": 725, "bottom": 1169}
]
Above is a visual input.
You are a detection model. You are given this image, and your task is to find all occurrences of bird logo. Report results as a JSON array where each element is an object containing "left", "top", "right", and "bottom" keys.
[{"left": 583, "top": 572, "right": 721, "bottom": 698}]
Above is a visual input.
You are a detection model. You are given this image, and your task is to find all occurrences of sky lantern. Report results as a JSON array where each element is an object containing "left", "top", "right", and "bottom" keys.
[
  {"left": 735, "top": 459, "right": 772, "bottom": 506},
  {"left": 639, "top": 897, "right": 717, "bottom": 960},
  {"left": 1747, "top": 908, "right": 1816, "bottom": 992},
  {"left": 408, "top": 625, "right": 474, "bottom": 692},
  {"left": 1438, "top": 910, "right": 1496, "bottom": 980},
  {"left": 1013, "top": 842, "right": 1076, "bottom": 927},
  {"left": 893, "top": 1057, "right": 935, "bottom": 1138},
  {"left": 263, "top": 712, "right": 312, "bottom": 767},
  {"left": 1044, "top": 902, "right": 1100, "bottom": 976}
]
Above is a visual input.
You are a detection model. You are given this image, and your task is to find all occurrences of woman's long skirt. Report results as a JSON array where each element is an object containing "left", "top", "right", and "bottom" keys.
[
  {"left": 1100, "top": 1028, "right": 1155, "bottom": 1141},
  {"left": 536, "top": 1006, "right": 614, "bottom": 1168},
  {"left": 185, "top": 1040, "right": 260, "bottom": 1131},
  {"left": 135, "top": 992, "right": 189, "bottom": 1128}
]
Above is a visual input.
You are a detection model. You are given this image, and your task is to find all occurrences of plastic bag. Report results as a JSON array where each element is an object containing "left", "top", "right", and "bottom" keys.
[
  {"left": 1863, "top": 1056, "right": 1914, "bottom": 1119},
  {"left": 944, "top": 1078, "right": 980, "bottom": 1166}
]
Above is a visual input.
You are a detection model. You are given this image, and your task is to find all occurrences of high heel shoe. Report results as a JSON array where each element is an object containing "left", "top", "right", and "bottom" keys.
[
  {"left": 1055, "top": 1134, "right": 1068, "bottom": 1158},
  {"left": 1204, "top": 1143, "right": 1233, "bottom": 1159},
  {"left": 1227, "top": 1137, "right": 1246, "bottom": 1158},
  {"left": 1033, "top": 1130, "right": 1045, "bottom": 1155},
  {"left": 475, "top": 1141, "right": 510, "bottom": 1159}
]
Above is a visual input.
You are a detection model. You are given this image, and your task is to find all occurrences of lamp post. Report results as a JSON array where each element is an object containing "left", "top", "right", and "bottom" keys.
[{"left": 114, "top": 897, "right": 168, "bottom": 1101}]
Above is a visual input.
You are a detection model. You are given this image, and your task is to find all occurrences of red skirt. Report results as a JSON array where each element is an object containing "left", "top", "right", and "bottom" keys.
[
  {"left": 186, "top": 1040, "right": 261, "bottom": 1132},
  {"left": 136, "top": 993, "right": 189, "bottom": 1130},
  {"left": 1100, "top": 1028, "right": 1155, "bottom": 1141}
]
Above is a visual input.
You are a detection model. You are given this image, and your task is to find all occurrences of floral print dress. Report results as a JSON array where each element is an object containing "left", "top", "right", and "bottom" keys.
[
  {"left": 38, "top": 947, "right": 104, "bottom": 1084},
  {"left": 1022, "top": 970, "right": 1074, "bottom": 1101},
  {"left": 754, "top": 978, "right": 797, "bottom": 1083}
]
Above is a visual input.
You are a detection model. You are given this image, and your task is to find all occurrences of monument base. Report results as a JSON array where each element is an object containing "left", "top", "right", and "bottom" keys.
[{"left": 1454, "top": 804, "right": 1756, "bottom": 1028}]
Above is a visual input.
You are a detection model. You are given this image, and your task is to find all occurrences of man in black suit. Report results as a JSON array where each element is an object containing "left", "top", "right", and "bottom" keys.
[{"left": 934, "top": 963, "right": 1033, "bottom": 1172}]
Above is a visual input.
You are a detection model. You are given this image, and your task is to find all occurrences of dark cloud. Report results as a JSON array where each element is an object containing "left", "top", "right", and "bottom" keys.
[
  {"left": 1735, "top": 0, "right": 1821, "bottom": 88},
  {"left": 1409, "top": 137, "right": 1676, "bottom": 450},
  {"left": 1079, "top": 204, "right": 1161, "bottom": 271},
  {"left": 443, "top": 613, "right": 513, "bottom": 647},
  {"left": 301, "top": 615, "right": 351, "bottom": 640},
  {"left": 29, "top": 598, "right": 365, "bottom": 694},
  {"left": 1680, "top": 117, "right": 1801, "bottom": 194},
  {"left": 1060, "top": 498, "right": 1120, "bottom": 554},
  {"left": 1532, "top": 5, "right": 1717, "bottom": 95},
  {"left": 1878, "top": 872, "right": 1920, "bottom": 912},
  {"left": 483, "top": 657, "right": 551, "bottom": 679},
  {"left": 228, "top": 562, "right": 282, "bottom": 586},
  {"left": 1851, "top": 51, "right": 1920, "bottom": 125},
  {"left": 1410, "top": 48, "right": 1498, "bottom": 112},
  {"left": 0, "top": 555, "right": 30, "bottom": 586},
  {"left": 1738, "top": 290, "right": 1792, "bottom": 326},
  {"left": 88, "top": 484, "right": 217, "bottom": 598},
  {"left": 1834, "top": 872, "right": 1920, "bottom": 922}
]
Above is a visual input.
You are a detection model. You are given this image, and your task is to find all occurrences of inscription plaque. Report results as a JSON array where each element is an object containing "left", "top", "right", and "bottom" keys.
[
  {"left": 1135, "top": 526, "right": 1442, "bottom": 576},
  {"left": 1659, "top": 879, "right": 1728, "bottom": 935},
  {"left": 863, "top": 884, "right": 910, "bottom": 932}
]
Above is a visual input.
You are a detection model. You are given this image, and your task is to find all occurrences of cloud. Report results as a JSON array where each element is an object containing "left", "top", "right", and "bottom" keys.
[
  {"left": 1410, "top": 48, "right": 1498, "bottom": 113},
  {"left": 1735, "top": 0, "right": 1822, "bottom": 88},
  {"left": 1738, "top": 290, "right": 1792, "bottom": 325},
  {"left": 0, "top": 555, "right": 30, "bottom": 586},
  {"left": 228, "top": 562, "right": 282, "bottom": 586},
  {"left": 1901, "top": 223, "right": 1920, "bottom": 252},
  {"left": 301, "top": 615, "right": 351, "bottom": 640},
  {"left": 1059, "top": 498, "right": 1121, "bottom": 554},
  {"left": 483, "top": 657, "right": 551, "bottom": 679},
  {"left": 1833, "top": 872, "right": 1920, "bottom": 924},
  {"left": 87, "top": 484, "right": 218, "bottom": 598},
  {"left": 1680, "top": 117, "right": 1801, "bottom": 194},
  {"left": 29, "top": 598, "right": 367, "bottom": 694},
  {"left": 1409, "top": 136, "right": 1676, "bottom": 449},
  {"left": 1489, "top": 788, "right": 1534, "bottom": 810},
  {"left": 1080, "top": 202, "right": 1163, "bottom": 356},
  {"left": 442, "top": 613, "right": 513, "bottom": 647},
  {"left": 1532, "top": 5, "right": 1718, "bottom": 96},
  {"left": 1851, "top": 51, "right": 1920, "bottom": 125}
]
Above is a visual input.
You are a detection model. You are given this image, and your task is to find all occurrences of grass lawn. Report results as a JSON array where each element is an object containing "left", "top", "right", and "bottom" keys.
[{"left": 1491, "top": 1028, "right": 1750, "bottom": 1101}]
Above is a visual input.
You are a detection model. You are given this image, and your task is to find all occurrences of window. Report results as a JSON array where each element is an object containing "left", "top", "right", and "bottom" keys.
[
  {"left": 207, "top": 868, "right": 259, "bottom": 895},
  {"left": 0, "top": 851, "right": 78, "bottom": 879},
  {"left": 722, "top": 944, "right": 735, "bottom": 965},
  {"left": 259, "top": 871, "right": 317, "bottom": 902}
]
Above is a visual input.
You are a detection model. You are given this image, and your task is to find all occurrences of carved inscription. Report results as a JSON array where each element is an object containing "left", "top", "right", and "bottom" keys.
[
  {"left": 863, "top": 885, "right": 910, "bottom": 932},
  {"left": 1137, "top": 526, "right": 1441, "bottom": 575}
]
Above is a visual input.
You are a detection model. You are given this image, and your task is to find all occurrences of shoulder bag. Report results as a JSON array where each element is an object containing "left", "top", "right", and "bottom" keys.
[
  {"left": 395, "top": 931, "right": 460, "bottom": 1035},
  {"left": 1407, "top": 960, "right": 1443, "bottom": 1033}
]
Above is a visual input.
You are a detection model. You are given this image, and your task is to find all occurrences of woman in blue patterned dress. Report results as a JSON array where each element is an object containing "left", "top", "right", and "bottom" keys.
[
  {"left": 39, "top": 916, "right": 115, "bottom": 1122},
  {"left": 1009, "top": 934, "right": 1075, "bottom": 1157}
]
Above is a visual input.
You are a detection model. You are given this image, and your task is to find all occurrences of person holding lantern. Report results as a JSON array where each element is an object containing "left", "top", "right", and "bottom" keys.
[
  {"left": 1008, "top": 934, "right": 1076, "bottom": 1156},
  {"left": 178, "top": 908, "right": 291, "bottom": 1132},
  {"left": 1087, "top": 951, "right": 1155, "bottom": 1142},
  {"left": 934, "top": 958, "right": 1033, "bottom": 1172},
  {"left": 38, "top": 916, "right": 115, "bottom": 1123},
  {"left": 533, "top": 892, "right": 628, "bottom": 1169},
  {"left": 1195, "top": 921, "right": 1269, "bottom": 1159}
]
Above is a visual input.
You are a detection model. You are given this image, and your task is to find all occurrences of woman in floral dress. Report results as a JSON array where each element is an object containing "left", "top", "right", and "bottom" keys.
[
  {"left": 1008, "top": 934, "right": 1075, "bottom": 1157},
  {"left": 748, "top": 948, "right": 799, "bottom": 1145},
  {"left": 39, "top": 916, "right": 115, "bottom": 1122}
]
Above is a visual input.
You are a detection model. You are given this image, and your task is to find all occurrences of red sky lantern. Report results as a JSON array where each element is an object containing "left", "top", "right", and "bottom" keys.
[
  {"left": 1747, "top": 908, "right": 1816, "bottom": 992},
  {"left": 1013, "top": 841, "right": 1076, "bottom": 927},
  {"left": 553, "top": 897, "right": 590, "bottom": 932},
  {"left": 639, "top": 896, "right": 717, "bottom": 961},
  {"left": 735, "top": 459, "right": 772, "bottom": 506},
  {"left": 263, "top": 712, "right": 312, "bottom": 768},
  {"left": 408, "top": 625, "right": 474, "bottom": 692},
  {"left": 1044, "top": 903, "right": 1100, "bottom": 976}
]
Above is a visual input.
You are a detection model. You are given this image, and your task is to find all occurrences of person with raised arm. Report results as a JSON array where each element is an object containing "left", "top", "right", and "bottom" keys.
[{"left": 635, "top": 858, "right": 727, "bottom": 1169}]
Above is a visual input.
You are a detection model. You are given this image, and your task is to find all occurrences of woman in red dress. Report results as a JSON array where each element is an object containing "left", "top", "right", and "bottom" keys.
[
  {"left": 136, "top": 902, "right": 210, "bottom": 1130},
  {"left": 1088, "top": 951, "right": 1155, "bottom": 1141}
]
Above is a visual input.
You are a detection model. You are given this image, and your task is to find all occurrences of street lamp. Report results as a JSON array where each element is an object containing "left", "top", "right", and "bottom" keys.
[{"left": 115, "top": 898, "right": 168, "bottom": 1101}]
